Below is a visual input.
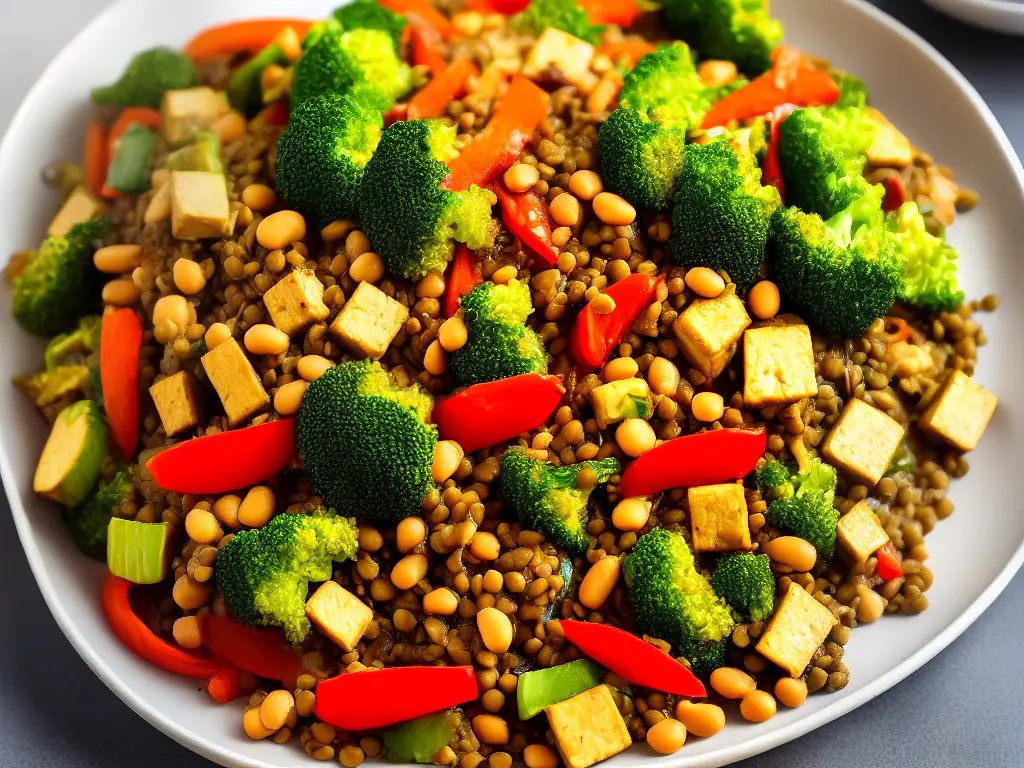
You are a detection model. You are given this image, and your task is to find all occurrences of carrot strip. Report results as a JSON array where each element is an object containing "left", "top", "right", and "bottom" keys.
[
  {"left": 84, "top": 121, "right": 108, "bottom": 198},
  {"left": 409, "top": 59, "right": 479, "bottom": 119},
  {"left": 184, "top": 18, "right": 316, "bottom": 61},
  {"left": 597, "top": 41, "right": 657, "bottom": 68},
  {"left": 580, "top": 0, "right": 639, "bottom": 26},
  {"left": 410, "top": 27, "right": 448, "bottom": 76},
  {"left": 378, "top": 0, "right": 455, "bottom": 38}
]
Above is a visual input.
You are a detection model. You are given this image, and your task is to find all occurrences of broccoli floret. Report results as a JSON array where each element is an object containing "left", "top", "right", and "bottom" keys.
[
  {"left": 91, "top": 47, "right": 200, "bottom": 108},
  {"left": 515, "top": 0, "right": 604, "bottom": 44},
  {"left": 217, "top": 508, "right": 359, "bottom": 641},
  {"left": 360, "top": 120, "right": 495, "bottom": 279},
  {"left": 711, "top": 552, "right": 775, "bottom": 622},
  {"left": 622, "top": 527, "right": 735, "bottom": 675},
  {"left": 292, "top": 27, "right": 411, "bottom": 109},
  {"left": 891, "top": 202, "right": 964, "bottom": 313},
  {"left": 44, "top": 315, "right": 101, "bottom": 370},
  {"left": 776, "top": 106, "right": 877, "bottom": 220},
  {"left": 619, "top": 43, "right": 714, "bottom": 129},
  {"left": 756, "top": 454, "right": 839, "bottom": 558},
  {"left": 499, "top": 447, "right": 619, "bottom": 556},
  {"left": 298, "top": 360, "right": 437, "bottom": 526},
  {"left": 277, "top": 91, "right": 383, "bottom": 228},
  {"left": 64, "top": 469, "right": 133, "bottom": 561},
  {"left": 833, "top": 72, "right": 869, "bottom": 109},
  {"left": 334, "top": 0, "right": 408, "bottom": 47},
  {"left": 669, "top": 140, "right": 780, "bottom": 291},
  {"left": 448, "top": 280, "right": 548, "bottom": 386},
  {"left": 662, "top": 0, "right": 783, "bottom": 76},
  {"left": 770, "top": 179, "right": 904, "bottom": 337},
  {"left": 12, "top": 217, "right": 109, "bottom": 338}
]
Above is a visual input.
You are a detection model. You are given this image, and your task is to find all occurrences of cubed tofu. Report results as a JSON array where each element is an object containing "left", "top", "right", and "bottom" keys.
[
  {"left": 865, "top": 108, "right": 913, "bottom": 168},
  {"left": 149, "top": 371, "right": 204, "bottom": 437},
  {"left": 672, "top": 291, "right": 751, "bottom": 380},
  {"left": 919, "top": 370, "right": 997, "bottom": 452},
  {"left": 170, "top": 171, "right": 230, "bottom": 240},
  {"left": 756, "top": 582, "right": 838, "bottom": 678},
  {"left": 836, "top": 500, "right": 890, "bottom": 566},
  {"left": 744, "top": 325, "right": 818, "bottom": 408},
  {"left": 201, "top": 338, "right": 269, "bottom": 426},
  {"left": 590, "top": 378, "right": 652, "bottom": 429},
  {"left": 48, "top": 186, "right": 105, "bottom": 238},
  {"left": 546, "top": 686, "right": 632, "bottom": 768},
  {"left": 522, "top": 28, "right": 596, "bottom": 92},
  {"left": 162, "top": 86, "right": 229, "bottom": 144},
  {"left": 263, "top": 270, "right": 330, "bottom": 337},
  {"left": 688, "top": 483, "right": 751, "bottom": 552},
  {"left": 305, "top": 581, "right": 374, "bottom": 652},
  {"left": 822, "top": 397, "right": 904, "bottom": 487},
  {"left": 330, "top": 282, "right": 409, "bottom": 360}
]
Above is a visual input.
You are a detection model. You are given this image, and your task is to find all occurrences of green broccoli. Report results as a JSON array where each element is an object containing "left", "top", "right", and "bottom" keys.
[
  {"left": 448, "top": 280, "right": 548, "bottom": 386},
  {"left": 770, "top": 179, "right": 904, "bottom": 337},
  {"left": 619, "top": 43, "right": 714, "bottom": 129},
  {"left": 291, "top": 26, "right": 412, "bottom": 109},
  {"left": 711, "top": 552, "right": 775, "bottom": 622},
  {"left": 776, "top": 106, "right": 877, "bottom": 220},
  {"left": 227, "top": 40, "right": 292, "bottom": 117},
  {"left": 756, "top": 454, "right": 839, "bottom": 558},
  {"left": 833, "top": 72, "right": 869, "bottom": 109},
  {"left": 64, "top": 469, "right": 133, "bottom": 561},
  {"left": 217, "top": 508, "right": 359, "bottom": 641},
  {"left": 662, "top": 0, "right": 783, "bottom": 76},
  {"left": 515, "top": 0, "right": 604, "bottom": 45},
  {"left": 298, "top": 360, "right": 437, "bottom": 526},
  {"left": 622, "top": 527, "right": 735, "bottom": 675},
  {"left": 891, "top": 201, "right": 964, "bottom": 313},
  {"left": 360, "top": 119, "right": 494, "bottom": 279},
  {"left": 334, "top": 0, "right": 408, "bottom": 47},
  {"left": 499, "top": 447, "right": 619, "bottom": 556},
  {"left": 91, "top": 47, "right": 200, "bottom": 108},
  {"left": 669, "top": 140, "right": 780, "bottom": 291},
  {"left": 12, "top": 217, "right": 109, "bottom": 337},
  {"left": 277, "top": 90, "right": 383, "bottom": 228}
]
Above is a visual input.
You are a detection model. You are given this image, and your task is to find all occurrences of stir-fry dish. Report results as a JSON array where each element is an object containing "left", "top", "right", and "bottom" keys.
[{"left": 9, "top": 0, "right": 1001, "bottom": 763}]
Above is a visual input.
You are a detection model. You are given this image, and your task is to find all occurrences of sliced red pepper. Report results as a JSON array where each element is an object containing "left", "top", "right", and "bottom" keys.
[
  {"left": 207, "top": 665, "right": 246, "bottom": 704},
  {"left": 199, "top": 615, "right": 305, "bottom": 686},
  {"left": 100, "top": 309, "right": 143, "bottom": 459},
  {"left": 580, "top": 0, "right": 640, "bottom": 27},
  {"left": 410, "top": 26, "right": 447, "bottom": 76},
  {"left": 875, "top": 541, "right": 904, "bottom": 582},
  {"left": 409, "top": 58, "right": 480, "bottom": 120},
  {"left": 490, "top": 184, "right": 559, "bottom": 267},
  {"left": 444, "top": 245, "right": 484, "bottom": 318},
  {"left": 101, "top": 574, "right": 225, "bottom": 679},
  {"left": 467, "top": 0, "right": 531, "bottom": 11},
  {"left": 882, "top": 175, "right": 908, "bottom": 213},
  {"left": 762, "top": 103, "right": 798, "bottom": 197},
  {"left": 146, "top": 418, "right": 297, "bottom": 495},
  {"left": 378, "top": 0, "right": 456, "bottom": 38},
  {"left": 618, "top": 428, "right": 767, "bottom": 498},
  {"left": 432, "top": 373, "right": 566, "bottom": 453},
  {"left": 569, "top": 274, "right": 662, "bottom": 371},
  {"left": 560, "top": 621, "right": 707, "bottom": 696},
  {"left": 84, "top": 121, "right": 108, "bottom": 199},
  {"left": 252, "top": 100, "right": 290, "bottom": 130},
  {"left": 384, "top": 102, "right": 410, "bottom": 128}
]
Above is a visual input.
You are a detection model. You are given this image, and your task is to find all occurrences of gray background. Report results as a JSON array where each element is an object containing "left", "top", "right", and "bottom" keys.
[{"left": 0, "top": 1, "right": 1021, "bottom": 766}]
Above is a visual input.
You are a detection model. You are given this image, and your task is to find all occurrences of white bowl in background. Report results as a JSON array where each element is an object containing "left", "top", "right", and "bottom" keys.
[
  {"left": 922, "top": 0, "right": 1024, "bottom": 36},
  {"left": 0, "top": 1, "right": 1022, "bottom": 767}
]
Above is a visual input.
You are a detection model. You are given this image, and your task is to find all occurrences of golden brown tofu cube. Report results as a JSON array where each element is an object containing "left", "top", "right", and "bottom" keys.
[
  {"left": 305, "top": 581, "right": 374, "bottom": 652},
  {"left": 149, "top": 371, "right": 204, "bottom": 437},
  {"left": 331, "top": 282, "right": 410, "bottom": 360},
  {"left": 201, "top": 338, "right": 269, "bottom": 426},
  {"left": 919, "top": 370, "right": 997, "bottom": 452},
  {"left": 744, "top": 325, "right": 818, "bottom": 408},
  {"left": 756, "top": 582, "right": 838, "bottom": 678},
  {"left": 522, "top": 28, "right": 596, "bottom": 91},
  {"left": 263, "top": 270, "right": 330, "bottom": 337},
  {"left": 822, "top": 397, "right": 904, "bottom": 487},
  {"left": 546, "top": 686, "right": 631, "bottom": 768},
  {"left": 48, "top": 186, "right": 105, "bottom": 238},
  {"left": 162, "top": 86, "right": 229, "bottom": 144},
  {"left": 836, "top": 500, "right": 890, "bottom": 566},
  {"left": 689, "top": 483, "right": 751, "bottom": 552},
  {"left": 865, "top": 108, "right": 913, "bottom": 168},
  {"left": 673, "top": 291, "right": 751, "bottom": 380},
  {"left": 170, "top": 171, "right": 230, "bottom": 240}
]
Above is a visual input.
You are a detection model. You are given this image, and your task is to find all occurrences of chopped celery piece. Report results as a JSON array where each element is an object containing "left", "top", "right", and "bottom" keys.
[
  {"left": 516, "top": 659, "right": 603, "bottom": 720},
  {"left": 107, "top": 517, "right": 172, "bottom": 584},
  {"left": 383, "top": 710, "right": 456, "bottom": 764}
]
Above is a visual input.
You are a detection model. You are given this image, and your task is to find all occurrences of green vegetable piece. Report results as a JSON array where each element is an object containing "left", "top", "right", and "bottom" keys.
[
  {"left": 711, "top": 552, "right": 775, "bottom": 622},
  {"left": 166, "top": 132, "right": 225, "bottom": 174},
  {"left": 228, "top": 42, "right": 290, "bottom": 116},
  {"left": 662, "top": 0, "right": 783, "bottom": 76},
  {"left": 591, "top": 378, "right": 652, "bottom": 427},
  {"left": 333, "top": 0, "right": 408, "bottom": 47},
  {"left": 32, "top": 400, "right": 108, "bottom": 509},
  {"left": 891, "top": 201, "right": 964, "bottom": 313},
  {"left": 44, "top": 315, "right": 101, "bottom": 370},
  {"left": 105, "top": 123, "right": 156, "bottom": 195},
  {"left": 106, "top": 517, "right": 172, "bottom": 584},
  {"left": 756, "top": 454, "right": 840, "bottom": 558},
  {"left": 833, "top": 71, "right": 869, "bottom": 109},
  {"left": 886, "top": 440, "right": 916, "bottom": 477},
  {"left": 91, "top": 47, "right": 200, "bottom": 108},
  {"left": 599, "top": 109, "right": 687, "bottom": 213},
  {"left": 517, "top": 660, "right": 603, "bottom": 720},
  {"left": 64, "top": 468, "right": 134, "bottom": 561},
  {"left": 383, "top": 711, "right": 457, "bottom": 763},
  {"left": 515, "top": 0, "right": 604, "bottom": 45}
]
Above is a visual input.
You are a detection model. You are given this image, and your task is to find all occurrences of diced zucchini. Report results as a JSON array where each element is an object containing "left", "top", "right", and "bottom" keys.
[
  {"left": 106, "top": 517, "right": 172, "bottom": 584},
  {"left": 383, "top": 710, "right": 457, "bottom": 764},
  {"left": 517, "top": 659, "right": 603, "bottom": 720},
  {"left": 590, "top": 378, "right": 651, "bottom": 429},
  {"left": 33, "top": 400, "right": 107, "bottom": 508}
]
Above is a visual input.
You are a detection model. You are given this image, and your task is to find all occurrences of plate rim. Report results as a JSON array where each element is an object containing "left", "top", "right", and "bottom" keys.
[{"left": 1, "top": 1, "right": 1022, "bottom": 767}]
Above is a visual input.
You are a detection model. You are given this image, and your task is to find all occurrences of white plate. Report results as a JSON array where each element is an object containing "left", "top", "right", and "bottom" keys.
[
  {"left": 0, "top": 1, "right": 1022, "bottom": 766},
  {"left": 922, "top": 0, "right": 1024, "bottom": 36}
]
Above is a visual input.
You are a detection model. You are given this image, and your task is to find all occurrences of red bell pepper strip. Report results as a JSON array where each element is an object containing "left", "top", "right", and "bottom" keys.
[
  {"left": 443, "top": 75, "right": 551, "bottom": 192},
  {"left": 618, "top": 428, "right": 768, "bottom": 498},
  {"left": 882, "top": 175, "right": 908, "bottom": 213},
  {"left": 315, "top": 666, "right": 478, "bottom": 730},
  {"left": 378, "top": 0, "right": 456, "bottom": 38},
  {"left": 253, "top": 99, "right": 291, "bottom": 129},
  {"left": 580, "top": 0, "right": 640, "bottom": 27},
  {"left": 762, "top": 103, "right": 798, "bottom": 197},
  {"left": 101, "top": 574, "right": 225, "bottom": 678},
  {"left": 569, "top": 274, "right": 662, "bottom": 371},
  {"left": 199, "top": 615, "right": 305, "bottom": 686},
  {"left": 444, "top": 245, "right": 484, "bottom": 318},
  {"left": 146, "top": 418, "right": 297, "bottom": 495},
  {"left": 432, "top": 373, "right": 566, "bottom": 453},
  {"left": 101, "top": 107, "right": 163, "bottom": 198},
  {"left": 100, "top": 309, "right": 143, "bottom": 460},
  {"left": 207, "top": 665, "right": 246, "bottom": 704},
  {"left": 410, "top": 26, "right": 448, "bottom": 76},
  {"left": 184, "top": 18, "right": 316, "bottom": 61},
  {"left": 875, "top": 541, "right": 904, "bottom": 582},
  {"left": 490, "top": 184, "right": 559, "bottom": 267},
  {"left": 409, "top": 59, "right": 480, "bottom": 120},
  {"left": 560, "top": 621, "right": 707, "bottom": 696},
  {"left": 467, "top": 0, "right": 531, "bottom": 11}
]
